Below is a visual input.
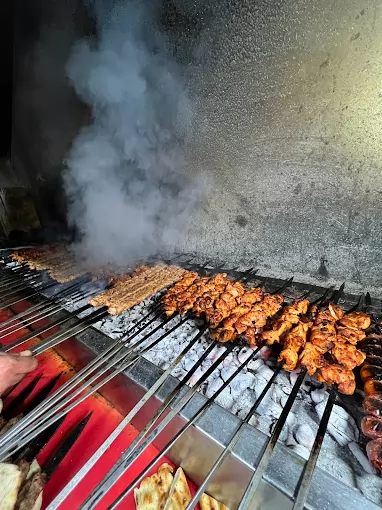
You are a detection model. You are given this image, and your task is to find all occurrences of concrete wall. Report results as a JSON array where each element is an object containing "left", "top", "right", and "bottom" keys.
[
  {"left": 178, "top": 0, "right": 382, "bottom": 291},
  {"left": 12, "top": 0, "right": 382, "bottom": 290}
]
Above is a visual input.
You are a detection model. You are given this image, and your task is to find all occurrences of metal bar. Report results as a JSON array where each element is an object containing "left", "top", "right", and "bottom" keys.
[
  {"left": 3, "top": 375, "right": 43, "bottom": 419},
  {"left": 14, "top": 415, "right": 67, "bottom": 464},
  {"left": 47, "top": 326, "right": 209, "bottom": 510},
  {"left": 113, "top": 346, "right": 264, "bottom": 508},
  {"left": 88, "top": 344, "right": 233, "bottom": 510},
  {"left": 0, "top": 279, "right": 87, "bottom": 328},
  {"left": 237, "top": 369, "right": 307, "bottom": 510},
  {"left": 22, "top": 372, "right": 63, "bottom": 416},
  {"left": 0, "top": 272, "right": 42, "bottom": 297},
  {"left": 292, "top": 385, "right": 337, "bottom": 510},
  {"left": 43, "top": 412, "right": 93, "bottom": 478},
  {"left": 30, "top": 308, "right": 109, "bottom": 355},
  {"left": 0, "top": 295, "right": 88, "bottom": 340},
  {"left": 0, "top": 281, "right": 61, "bottom": 310},
  {"left": 2, "top": 304, "right": 91, "bottom": 352},
  {"left": 0, "top": 316, "right": 190, "bottom": 461},
  {"left": 185, "top": 365, "right": 283, "bottom": 510},
  {"left": 0, "top": 306, "right": 165, "bottom": 449}
]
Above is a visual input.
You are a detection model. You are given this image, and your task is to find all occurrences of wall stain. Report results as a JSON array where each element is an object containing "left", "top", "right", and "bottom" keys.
[
  {"left": 350, "top": 31, "right": 361, "bottom": 41},
  {"left": 235, "top": 215, "right": 248, "bottom": 228}
]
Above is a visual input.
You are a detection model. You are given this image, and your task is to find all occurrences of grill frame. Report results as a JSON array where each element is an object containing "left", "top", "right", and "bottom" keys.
[{"left": 0, "top": 255, "right": 381, "bottom": 509}]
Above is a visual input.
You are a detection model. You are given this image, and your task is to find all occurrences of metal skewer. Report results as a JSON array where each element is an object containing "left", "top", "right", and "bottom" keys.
[
  {"left": 47, "top": 325, "right": 209, "bottom": 509},
  {"left": 111, "top": 345, "right": 264, "bottom": 507},
  {"left": 237, "top": 369, "right": 306, "bottom": 510},
  {"left": 0, "top": 279, "right": 88, "bottom": 328},
  {"left": 292, "top": 384, "right": 337, "bottom": 510},
  {"left": 2, "top": 304, "right": 92, "bottom": 352},
  {"left": 82, "top": 343, "right": 234, "bottom": 510},
  {"left": 0, "top": 304, "right": 164, "bottom": 446},
  {"left": 0, "top": 315, "right": 191, "bottom": 461}
]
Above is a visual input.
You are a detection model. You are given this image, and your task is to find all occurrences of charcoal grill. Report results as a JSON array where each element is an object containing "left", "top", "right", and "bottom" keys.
[{"left": 0, "top": 253, "right": 380, "bottom": 510}]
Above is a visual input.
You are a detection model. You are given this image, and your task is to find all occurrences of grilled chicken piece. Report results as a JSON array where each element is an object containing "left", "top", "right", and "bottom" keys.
[
  {"left": 262, "top": 325, "right": 291, "bottom": 345},
  {"left": 239, "top": 287, "right": 264, "bottom": 305},
  {"left": 278, "top": 322, "right": 312, "bottom": 371},
  {"left": 241, "top": 327, "right": 258, "bottom": 345},
  {"left": 335, "top": 326, "right": 366, "bottom": 345},
  {"left": 210, "top": 327, "right": 236, "bottom": 343},
  {"left": 278, "top": 349, "right": 299, "bottom": 371},
  {"left": 234, "top": 310, "right": 267, "bottom": 334},
  {"left": 331, "top": 343, "right": 366, "bottom": 370},
  {"left": 262, "top": 299, "right": 310, "bottom": 345},
  {"left": 299, "top": 343, "right": 327, "bottom": 376},
  {"left": 316, "top": 364, "right": 356, "bottom": 395},
  {"left": 337, "top": 311, "right": 371, "bottom": 331},
  {"left": 314, "top": 303, "right": 344, "bottom": 324},
  {"left": 194, "top": 286, "right": 226, "bottom": 317},
  {"left": 310, "top": 323, "right": 336, "bottom": 352}
]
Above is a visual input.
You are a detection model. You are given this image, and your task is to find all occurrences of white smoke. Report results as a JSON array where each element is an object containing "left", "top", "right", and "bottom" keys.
[{"left": 64, "top": 0, "right": 203, "bottom": 268}]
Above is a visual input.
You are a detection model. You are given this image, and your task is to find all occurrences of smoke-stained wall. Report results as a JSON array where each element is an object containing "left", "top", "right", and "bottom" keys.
[{"left": 12, "top": 0, "right": 382, "bottom": 288}]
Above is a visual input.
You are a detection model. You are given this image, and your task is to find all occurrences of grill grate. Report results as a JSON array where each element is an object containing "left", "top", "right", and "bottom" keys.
[{"left": 0, "top": 254, "right": 380, "bottom": 509}]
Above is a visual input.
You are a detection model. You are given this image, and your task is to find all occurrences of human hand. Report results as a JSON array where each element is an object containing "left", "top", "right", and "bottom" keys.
[{"left": 0, "top": 351, "right": 38, "bottom": 395}]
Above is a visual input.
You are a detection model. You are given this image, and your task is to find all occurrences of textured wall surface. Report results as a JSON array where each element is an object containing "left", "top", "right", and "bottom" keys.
[
  {"left": 12, "top": 0, "right": 382, "bottom": 290},
  {"left": 177, "top": 0, "right": 382, "bottom": 291}
]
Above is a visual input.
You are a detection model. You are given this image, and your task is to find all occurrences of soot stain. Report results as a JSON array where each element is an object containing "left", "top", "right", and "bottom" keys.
[{"left": 235, "top": 215, "right": 248, "bottom": 228}]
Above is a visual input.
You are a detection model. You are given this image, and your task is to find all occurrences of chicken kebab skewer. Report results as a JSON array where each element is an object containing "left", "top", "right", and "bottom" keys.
[{"left": 277, "top": 297, "right": 369, "bottom": 394}]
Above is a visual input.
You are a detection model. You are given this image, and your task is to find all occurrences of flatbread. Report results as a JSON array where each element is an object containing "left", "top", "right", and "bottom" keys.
[
  {"left": 200, "top": 493, "right": 230, "bottom": 510},
  {"left": 134, "top": 463, "right": 174, "bottom": 510},
  {"left": 164, "top": 467, "right": 192, "bottom": 510},
  {"left": 0, "top": 462, "right": 23, "bottom": 510}
]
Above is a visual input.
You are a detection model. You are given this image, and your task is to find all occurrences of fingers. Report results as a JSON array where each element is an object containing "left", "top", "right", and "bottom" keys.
[
  {"left": 0, "top": 353, "right": 38, "bottom": 395},
  {"left": 12, "top": 355, "right": 38, "bottom": 374}
]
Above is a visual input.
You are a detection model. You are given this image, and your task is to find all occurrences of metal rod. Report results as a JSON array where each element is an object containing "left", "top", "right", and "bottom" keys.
[
  {"left": 0, "top": 290, "right": 90, "bottom": 341},
  {"left": 292, "top": 385, "right": 337, "bottom": 510},
  {"left": 0, "top": 279, "right": 86, "bottom": 328},
  {"left": 185, "top": 365, "right": 283, "bottom": 510},
  {"left": 114, "top": 346, "right": 264, "bottom": 507},
  {"left": 0, "top": 281, "right": 61, "bottom": 310},
  {"left": 0, "top": 306, "right": 165, "bottom": 450},
  {"left": 2, "top": 304, "right": 91, "bottom": 352},
  {"left": 46, "top": 326, "right": 208, "bottom": 510},
  {"left": 0, "top": 272, "right": 43, "bottom": 297},
  {"left": 30, "top": 308, "right": 109, "bottom": 356},
  {"left": 89, "top": 344, "right": 233, "bottom": 510},
  {"left": 237, "top": 369, "right": 306, "bottom": 510},
  {"left": 0, "top": 316, "right": 190, "bottom": 461}
]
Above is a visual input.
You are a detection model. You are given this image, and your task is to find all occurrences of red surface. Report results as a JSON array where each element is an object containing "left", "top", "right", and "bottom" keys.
[{"left": 0, "top": 303, "right": 200, "bottom": 509}]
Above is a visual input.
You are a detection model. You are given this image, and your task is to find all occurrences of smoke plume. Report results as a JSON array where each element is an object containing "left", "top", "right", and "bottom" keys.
[{"left": 64, "top": 0, "right": 202, "bottom": 269}]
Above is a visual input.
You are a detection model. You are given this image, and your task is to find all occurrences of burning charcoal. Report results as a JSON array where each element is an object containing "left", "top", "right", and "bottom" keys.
[
  {"left": 270, "top": 384, "right": 286, "bottom": 405},
  {"left": 357, "top": 473, "right": 382, "bottom": 502},
  {"left": 348, "top": 442, "right": 377, "bottom": 475},
  {"left": 290, "top": 444, "right": 310, "bottom": 460},
  {"left": 315, "top": 402, "right": 359, "bottom": 446},
  {"left": 205, "top": 377, "right": 223, "bottom": 399},
  {"left": 220, "top": 366, "right": 237, "bottom": 382},
  {"left": 289, "top": 371, "right": 300, "bottom": 386},
  {"left": 256, "top": 365, "right": 274, "bottom": 382},
  {"left": 294, "top": 424, "right": 315, "bottom": 449},
  {"left": 247, "top": 358, "right": 264, "bottom": 372},
  {"left": 311, "top": 387, "right": 327, "bottom": 404},
  {"left": 237, "top": 347, "right": 253, "bottom": 365}
]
